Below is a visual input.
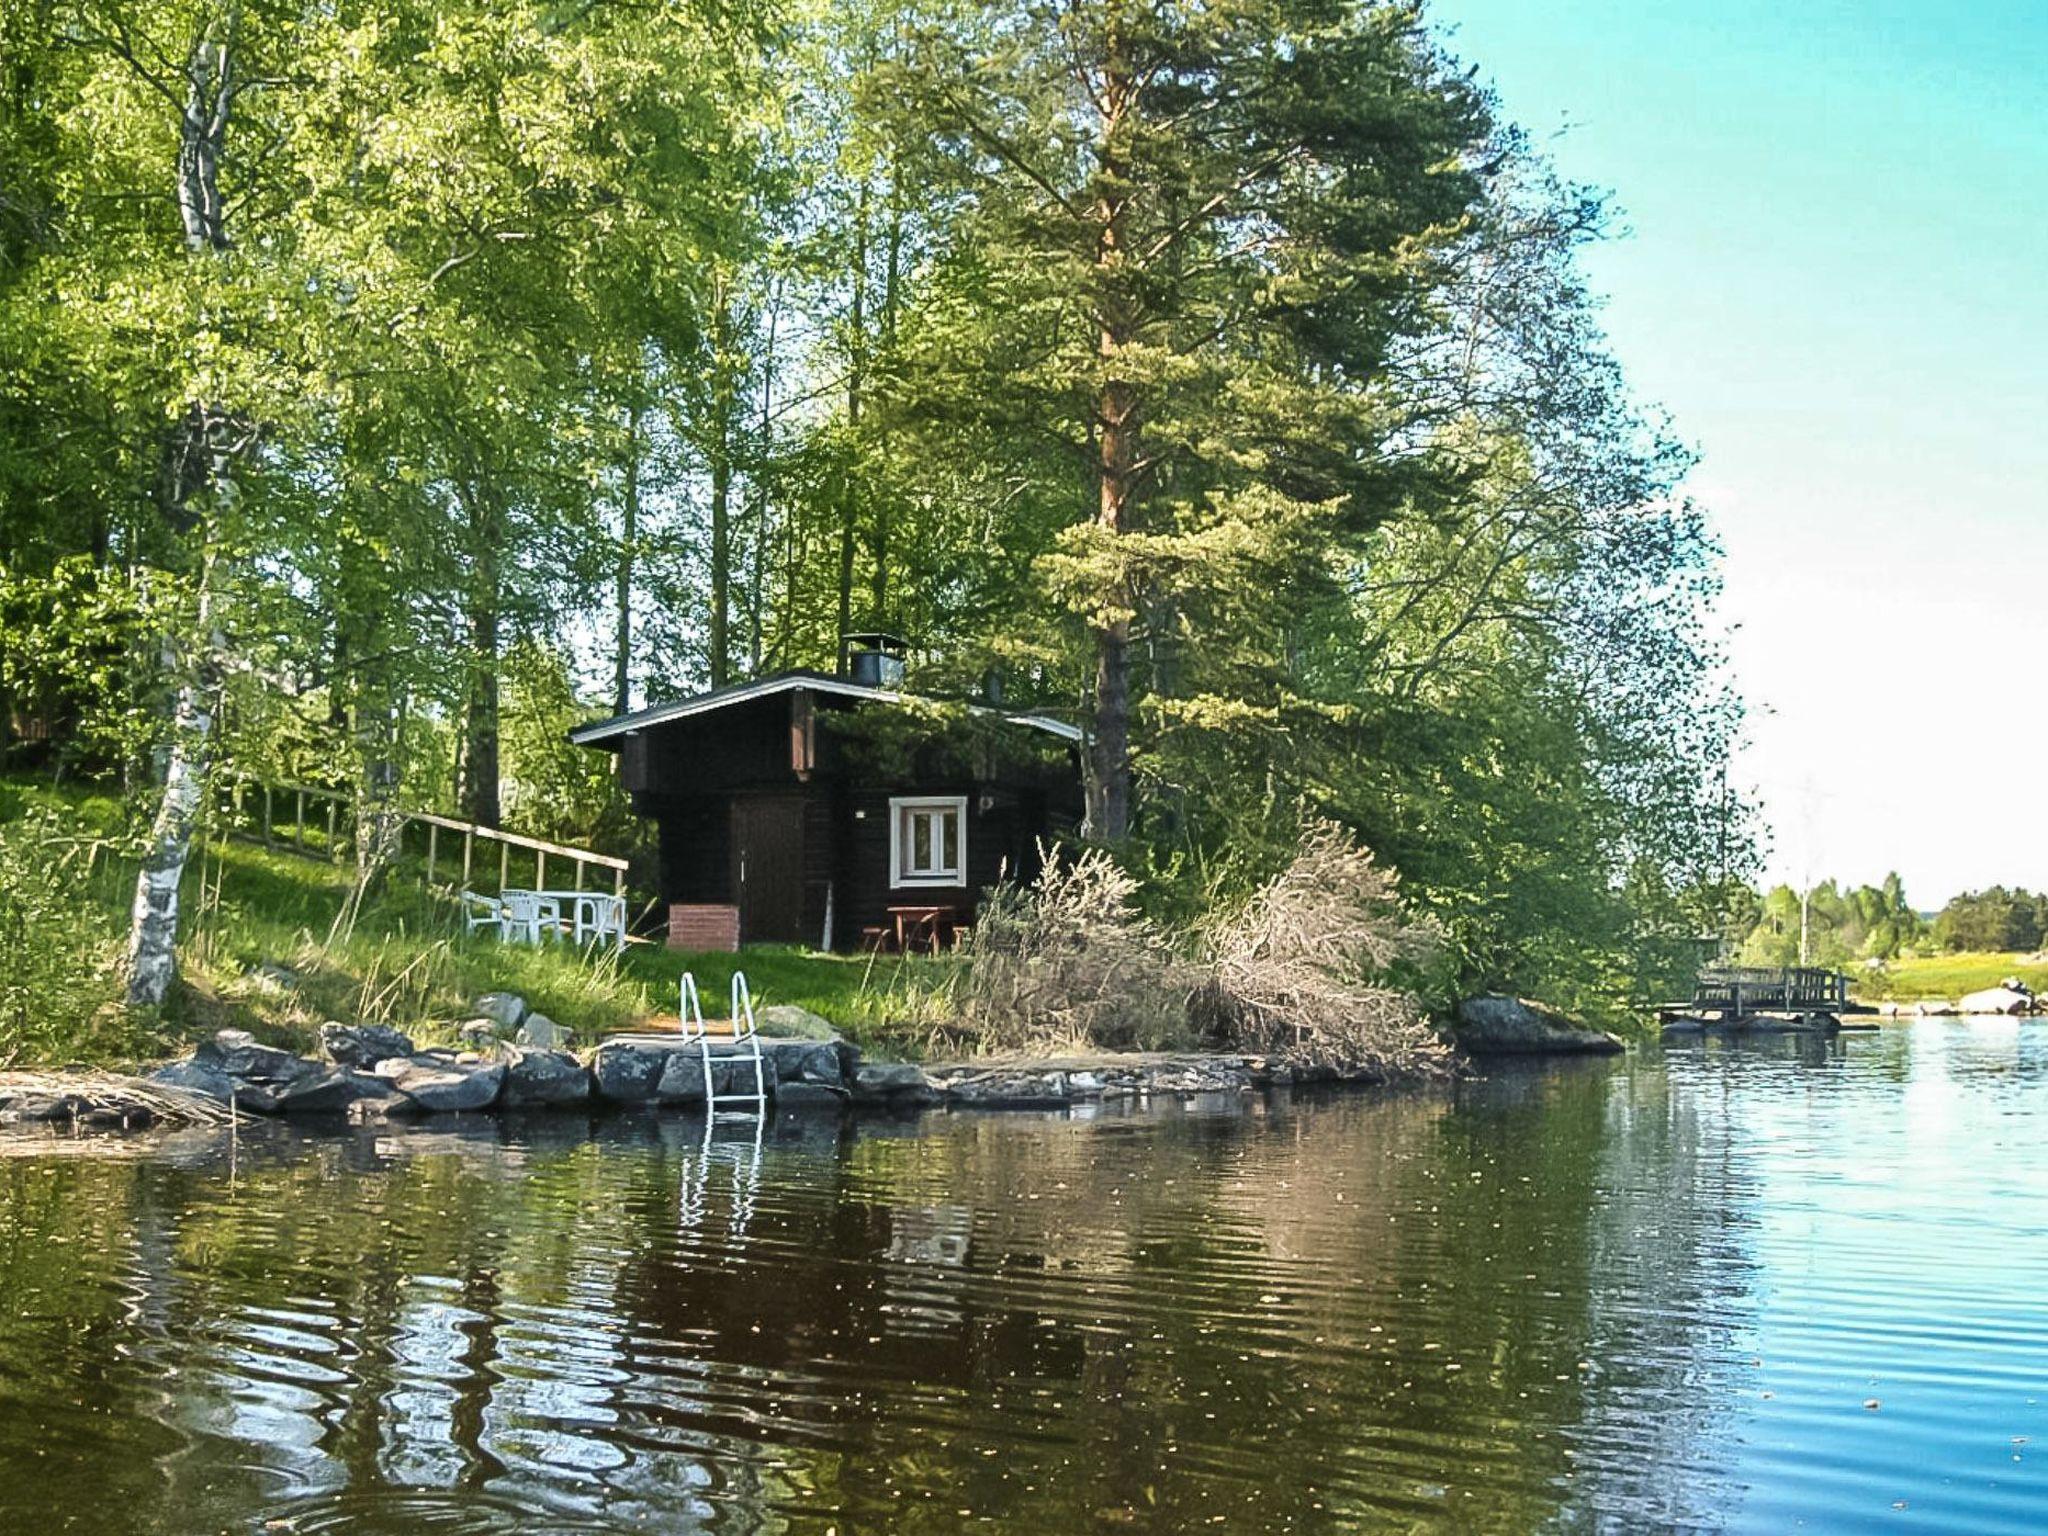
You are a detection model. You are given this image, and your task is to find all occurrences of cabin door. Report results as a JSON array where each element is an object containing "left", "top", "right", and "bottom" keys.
[{"left": 730, "top": 797, "right": 805, "bottom": 944}]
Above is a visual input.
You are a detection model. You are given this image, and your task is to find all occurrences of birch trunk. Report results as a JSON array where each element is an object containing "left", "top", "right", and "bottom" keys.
[
  {"left": 122, "top": 18, "right": 238, "bottom": 1005},
  {"left": 125, "top": 550, "right": 220, "bottom": 1007}
]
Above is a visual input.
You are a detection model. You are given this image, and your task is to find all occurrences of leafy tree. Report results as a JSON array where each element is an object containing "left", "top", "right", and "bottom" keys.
[{"left": 871, "top": 0, "right": 1485, "bottom": 839}]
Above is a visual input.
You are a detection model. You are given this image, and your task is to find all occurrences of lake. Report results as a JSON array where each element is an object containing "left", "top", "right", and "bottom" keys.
[{"left": 1, "top": 1018, "right": 2044, "bottom": 1533}]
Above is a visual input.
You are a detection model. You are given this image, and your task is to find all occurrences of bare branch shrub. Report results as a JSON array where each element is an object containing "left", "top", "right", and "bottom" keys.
[
  {"left": 1203, "top": 820, "right": 1449, "bottom": 1078},
  {"left": 955, "top": 847, "right": 1198, "bottom": 1055}
]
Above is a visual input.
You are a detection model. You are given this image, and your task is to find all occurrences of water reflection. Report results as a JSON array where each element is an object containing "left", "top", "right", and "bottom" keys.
[{"left": 0, "top": 1021, "right": 2045, "bottom": 1532}]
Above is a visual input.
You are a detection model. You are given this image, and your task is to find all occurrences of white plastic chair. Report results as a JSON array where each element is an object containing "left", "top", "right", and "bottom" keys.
[
  {"left": 461, "top": 890, "right": 508, "bottom": 939},
  {"left": 500, "top": 889, "right": 562, "bottom": 945},
  {"left": 571, "top": 892, "right": 627, "bottom": 952}
]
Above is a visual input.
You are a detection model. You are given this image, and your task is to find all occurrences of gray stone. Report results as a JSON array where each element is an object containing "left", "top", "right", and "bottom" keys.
[
  {"left": 8, "top": 1094, "right": 92, "bottom": 1122},
  {"left": 761, "top": 1039, "right": 847, "bottom": 1089},
  {"left": 502, "top": 1048, "right": 593, "bottom": 1107},
  {"left": 516, "top": 1013, "right": 574, "bottom": 1049},
  {"left": 941, "top": 1069, "right": 1073, "bottom": 1108},
  {"left": 473, "top": 992, "right": 529, "bottom": 1030},
  {"left": 772, "top": 1082, "right": 849, "bottom": 1109},
  {"left": 245, "top": 961, "right": 301, "bottom": 994},
  {"left": 656, "top": 1051, "right": 778, "bottom": 1105},
  {"left": 591, "top": 1041, "right": 671, "bottom": 1102},
  {"left": 373, "top": 1053, "right": 506, "bottom": 1113},
  {"left": 319, "top": 1022, "right": 416, "bottom": 1070},
  {"left": 276, "top": 1067, "right": 396, "bottom": 1115},
  {"left": 458, "top": 1020, "right": 502, "bottom": 1049},
  {"left": 1450, "top": 995, "right": 1625, "bottom": 1056},
  {"left": 1960, "top": 985, "right": 2032, "bottom": 1016},
  {"left": 148, "top": 1058, "right": 237, "bottom": 1103},
  {"left": 195, "top": 1029, "right": 319, "bottom": 1083},
  {"left": 755, "top": 1004, "right": 838, "bottom": 1040},
  {"left": 850, "top": 1061, "right": 934, "bottom": 1104}
]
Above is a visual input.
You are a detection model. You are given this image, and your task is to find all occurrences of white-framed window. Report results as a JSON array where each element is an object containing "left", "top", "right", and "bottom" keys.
[{"left": 890, "top": 795, "right": 967, "bottom": 887}]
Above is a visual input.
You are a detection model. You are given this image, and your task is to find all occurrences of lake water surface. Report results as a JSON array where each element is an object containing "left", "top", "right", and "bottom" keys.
[{"left": 2, "top": 1019, "right": 2045, "bottom": 1533}]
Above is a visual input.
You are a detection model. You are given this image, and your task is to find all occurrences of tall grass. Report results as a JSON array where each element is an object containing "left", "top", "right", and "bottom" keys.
[
  {"left": 1, "top": 774, "right": 958, "bottom": 1066},
  {"left": 1855, "top": 952, "right": 2048, "bottom": 1003}
]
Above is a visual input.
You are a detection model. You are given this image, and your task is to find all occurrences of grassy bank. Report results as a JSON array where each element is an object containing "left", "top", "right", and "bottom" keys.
[
  {"left": 1852, "top": 951, "right": 2048, "bottom": 1004},
  {"left": 0, "top": 776, "right": 955, "bottom": 1069}
]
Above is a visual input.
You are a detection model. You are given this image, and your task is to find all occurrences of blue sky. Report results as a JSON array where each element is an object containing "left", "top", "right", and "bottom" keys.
[{"left": 1427, "top": 0, "right": 2048, "bottom": 905}]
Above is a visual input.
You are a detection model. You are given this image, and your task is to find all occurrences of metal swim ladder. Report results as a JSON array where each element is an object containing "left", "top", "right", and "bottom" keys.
[{"left": 677, "top": 969, "right": 767, "bottom": 1116}]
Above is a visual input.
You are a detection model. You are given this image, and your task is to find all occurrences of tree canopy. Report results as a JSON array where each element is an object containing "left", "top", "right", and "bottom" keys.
[{"left": 0, "top": 0, "right": 1754, "bottom": 1013}]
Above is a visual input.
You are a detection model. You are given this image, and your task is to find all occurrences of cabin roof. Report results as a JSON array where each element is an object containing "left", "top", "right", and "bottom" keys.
[{"left": 568, "top": 669, "right": 1084, "bottom": 748}]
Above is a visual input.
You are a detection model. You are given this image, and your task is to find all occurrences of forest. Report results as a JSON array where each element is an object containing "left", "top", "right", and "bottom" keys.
[
  {"left": 1736, "top": 877, "right": 2048, "bottom": 969},
  {"left": 0, "top": 0, "right": 1749, "bottom": 1035}
]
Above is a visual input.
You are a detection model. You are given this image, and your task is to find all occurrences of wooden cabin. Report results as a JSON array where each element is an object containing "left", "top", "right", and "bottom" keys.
[{"left": 570, "top": 652, "right": 1085, "bottom": 952}]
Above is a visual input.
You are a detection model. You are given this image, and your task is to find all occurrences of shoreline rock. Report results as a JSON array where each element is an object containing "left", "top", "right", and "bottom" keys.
[
  {"left": 1449, "top": 995, "right": 1625, "bottom": 1056},
  {"left": 20, "top": 1005, "right": 1617, "bottom": 1137}
]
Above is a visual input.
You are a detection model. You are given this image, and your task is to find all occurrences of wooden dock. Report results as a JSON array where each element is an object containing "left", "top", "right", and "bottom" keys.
[{"left": 1690, "top": 966, "right": 1849, "bottom": 1017}]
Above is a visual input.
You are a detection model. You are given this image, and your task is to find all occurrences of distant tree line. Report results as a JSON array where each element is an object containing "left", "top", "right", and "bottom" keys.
[
  {"left": 1732, "top": 876, "right": 2048, "bottom": 966},
  {"left": 0, "top": 0, "right": 1752, "bottom": 1016}
]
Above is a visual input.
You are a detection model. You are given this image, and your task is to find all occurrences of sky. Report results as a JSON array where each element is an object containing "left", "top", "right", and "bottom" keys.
[{"left": 1427, "top": 0, "right": 2048, "bottom": 906}]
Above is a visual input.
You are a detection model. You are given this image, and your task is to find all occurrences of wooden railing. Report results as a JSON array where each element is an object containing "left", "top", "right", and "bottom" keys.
[
  {"left": 217, "top": 776, "right": 627, "bottom": 898},
  {"left": 1692, "top": 965, "right": 1849, "bottom": 1016}
]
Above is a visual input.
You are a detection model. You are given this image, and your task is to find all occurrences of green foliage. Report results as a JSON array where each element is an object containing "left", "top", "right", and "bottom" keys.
[
  {"left": 1736, "top": 874, "right": 1928, "bottom": 968},
  {"left": 0, "top": 805, "right": 164, "bottom": 1065},
  {"left": 497, "top": 642, "right": 636, "bottom": 847},
  {"left": 0, "top": 0, "right": 1756, "bottom": 1029},
  {"left": 1932, "top": 887, "right": 2048, "bottom": 955}
]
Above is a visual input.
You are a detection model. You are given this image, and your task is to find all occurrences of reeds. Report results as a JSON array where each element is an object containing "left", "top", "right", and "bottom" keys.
[{"left": 0, "top": 1070, "right": 241, "bottom": 1127}]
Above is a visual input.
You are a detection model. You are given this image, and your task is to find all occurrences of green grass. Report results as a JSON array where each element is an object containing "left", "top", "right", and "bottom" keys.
[
  {"left": 0, "top": 774, "right": 957, "bottom": 1067},
  {"left": 1852, "top": 951, "right": 2048, "bottom": 1004}
]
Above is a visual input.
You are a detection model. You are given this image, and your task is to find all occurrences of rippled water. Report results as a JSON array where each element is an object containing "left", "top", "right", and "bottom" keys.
[{"left": 2, "top": 1020, "right": 2046, "bottom": 1533}]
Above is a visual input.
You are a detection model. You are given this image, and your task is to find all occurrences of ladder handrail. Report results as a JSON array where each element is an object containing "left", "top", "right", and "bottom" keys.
[
  {"left": 730, "top": 971, "right": 757, "bottom": 1040},
  {"left": 674, "top": 969, "right": 767, "bottom": 1116}
]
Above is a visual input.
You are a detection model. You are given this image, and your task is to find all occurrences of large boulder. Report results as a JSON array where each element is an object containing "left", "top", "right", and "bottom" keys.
[
  {"left": 761, "top": 1039, "right": 849, "bottom": 1090},
  {"left": 373, "top": 1053, "right": 506, "bottom": 1114},
  {"left": 148, "top": 1058, "right": 237, "bottom": 1103},
  {"left": 320, "top": 1022, "right": 416, "bottom": 1070},
  {"left": 516, "top": 1013, "right": 574, "bottom": 1049},
  {"left": 591, "top": 1040, "right": 671, "bottom": 1103},
  {"left": 195, "top": 1029, "right": 317, "bottom": 1084},
  {"left": 473, "top": 992, "right": 530, "bottom": 1031},
  {"left": 1959, "top": 985, "right": 2032, "bottom": 1016},
  {"left": 502, "top": 1048, "right": 592, "bottom": 1107},
  {"left": 849, "top": 1061, "right": 938, "bottom": 1106},
  {"left": 756, "top": 1004, "right": 837, "bottom": 1040},
  {"left": 1450, "top": 996, "right": 1625, "bottom": 1056},
  {"left": 183, "top": 1029, "right": 324, "bottom": 1113},
  {"left": 657, "top": 1051, "right": 779, "bottom": 1105},
  {"left": 274, "top": 1067, "right": 396, "bottom": 1115},
  {"left": 244, "top": 961, "right": 301, "bottom": 994}
]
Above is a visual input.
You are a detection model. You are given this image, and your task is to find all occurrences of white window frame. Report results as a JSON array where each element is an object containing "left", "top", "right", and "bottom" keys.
[{"left": 889, "top": 795, "right": 968, "bottom": 888}]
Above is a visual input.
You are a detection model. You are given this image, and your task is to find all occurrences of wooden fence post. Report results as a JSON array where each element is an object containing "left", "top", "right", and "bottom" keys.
[
  {"left": 463, "top": 830, "right": 473, "bottom": 890},
  {"left": 536, "top": 849, "right": 547, "bottom": 891},
  {"left": 426, "top": 823, "right": 438, "bottom": 887},
  {"left": 499, "top": 841, "right": 509, "bottom": 896}
]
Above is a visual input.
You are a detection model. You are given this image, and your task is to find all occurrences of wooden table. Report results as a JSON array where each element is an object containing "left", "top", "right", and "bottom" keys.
[{"left": 887, "top": 905, "right": 958, "bottom": 954}]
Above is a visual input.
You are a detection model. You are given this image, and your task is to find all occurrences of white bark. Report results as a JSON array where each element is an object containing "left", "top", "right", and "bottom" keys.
[{"left": 125, "top": 576, "right": 219, "bottom": 1007}]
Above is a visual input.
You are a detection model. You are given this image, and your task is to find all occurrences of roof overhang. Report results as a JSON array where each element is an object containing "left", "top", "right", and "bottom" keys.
[{"left": 569, "top": 673, "right": 1083, "bottom": 747}]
